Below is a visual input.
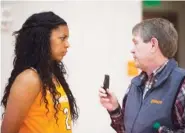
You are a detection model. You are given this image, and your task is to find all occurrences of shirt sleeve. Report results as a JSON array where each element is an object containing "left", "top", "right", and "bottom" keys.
[
  {"left": 109, "top": 90, "right": 128, "bottom": 133},
  {"left": 159, "top": 79, "right": 185, "bottom": 133}
]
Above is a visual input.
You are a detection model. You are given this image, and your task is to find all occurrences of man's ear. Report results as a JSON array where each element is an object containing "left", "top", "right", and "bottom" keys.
[{"left": 150, "top": 37, "right": 159, "bottom": 53}]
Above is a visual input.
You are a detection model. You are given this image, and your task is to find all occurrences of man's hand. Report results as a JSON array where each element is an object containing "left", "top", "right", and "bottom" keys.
[{"left": 99, "top": 88, "right": 119, "bottom": 112}]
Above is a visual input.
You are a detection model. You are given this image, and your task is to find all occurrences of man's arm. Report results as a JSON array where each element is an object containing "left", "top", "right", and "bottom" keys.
[
  {"left": 99, "top": 86, "right": 129, "bottom": 133},
  {"left": 158, "top": 79, "right": 185, "bottom": 133},
  {"left": 159, "top": 127, "right": 185, "bottom": 133},
  {"left": 109, "top": 94, "right": 128, "bottom": 133}
]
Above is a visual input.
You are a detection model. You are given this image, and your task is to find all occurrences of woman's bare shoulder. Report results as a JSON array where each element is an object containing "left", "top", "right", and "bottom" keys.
[{"left": 11, "top": 68, "right": 42, "bottom": 95}]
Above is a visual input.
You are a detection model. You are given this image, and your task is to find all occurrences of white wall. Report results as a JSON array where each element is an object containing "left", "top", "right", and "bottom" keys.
[{"left": 1, "top": 1, "right": 141, "bottom": 133}]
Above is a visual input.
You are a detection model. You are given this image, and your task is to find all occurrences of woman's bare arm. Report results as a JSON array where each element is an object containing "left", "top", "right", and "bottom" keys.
[{"left": 1, "top": 69, "right": 41, "bottom": 133}]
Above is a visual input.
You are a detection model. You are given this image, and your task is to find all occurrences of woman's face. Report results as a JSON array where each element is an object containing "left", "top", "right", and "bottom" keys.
[{"left": 50, "top": 25, "right": 70, "bottom": 62}]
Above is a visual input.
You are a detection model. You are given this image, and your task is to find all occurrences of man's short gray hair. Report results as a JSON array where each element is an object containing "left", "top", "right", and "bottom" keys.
[{"left": 132, "top": 18, "right": 178, "bottom": 58}]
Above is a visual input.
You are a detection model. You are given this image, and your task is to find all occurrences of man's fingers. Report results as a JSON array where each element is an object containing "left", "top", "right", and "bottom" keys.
[
  {"left": 99, "top": 92, "right": 108, "bottom": 98},
  {"left": 106, "top": 89, "right": 112, "bottom": 95},
  {"left": 99, "top": 88, "right": 106, "bottom": 93},
  {"left": 100, "top": 98, "right": 110, "bottom": 102}
]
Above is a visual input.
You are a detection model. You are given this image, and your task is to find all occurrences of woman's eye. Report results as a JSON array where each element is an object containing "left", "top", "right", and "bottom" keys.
[{"left": 60, "top": 37, "right": 65, "bottom": 41}]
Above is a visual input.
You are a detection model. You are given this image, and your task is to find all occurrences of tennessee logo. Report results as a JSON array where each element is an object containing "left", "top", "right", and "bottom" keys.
[{"left": 150, "top": 99, "right": 163, "bottom": 104}]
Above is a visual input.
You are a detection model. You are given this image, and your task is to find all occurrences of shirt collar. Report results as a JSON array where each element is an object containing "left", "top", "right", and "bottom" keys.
[{"left": 140, "top": 60, "right": 169, "bottom": 80}]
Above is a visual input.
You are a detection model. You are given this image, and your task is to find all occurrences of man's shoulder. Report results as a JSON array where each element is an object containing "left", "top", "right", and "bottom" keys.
[
  {"left": 131, "top": 72, "right": 145, "bottom": 82},
  {"left": 174, "top": 67, "right": 185, "bottom": 75}
]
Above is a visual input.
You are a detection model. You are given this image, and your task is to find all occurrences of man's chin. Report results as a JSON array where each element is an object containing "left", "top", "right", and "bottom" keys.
[{"left": 135, "top": 62, "right": 140, "bottom": 69}]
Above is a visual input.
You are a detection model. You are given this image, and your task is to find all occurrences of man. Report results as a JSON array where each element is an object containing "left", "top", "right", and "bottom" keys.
[{"left": 99, "top": 18, "right": 185, "bottom": 133}]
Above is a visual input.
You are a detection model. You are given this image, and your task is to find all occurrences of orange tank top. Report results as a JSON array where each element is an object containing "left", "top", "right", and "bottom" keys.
[{"left": 19, "top": 84, "right": 72, "bottom": 133}]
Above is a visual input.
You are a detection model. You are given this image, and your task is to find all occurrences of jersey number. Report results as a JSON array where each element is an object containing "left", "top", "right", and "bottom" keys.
[{"left": 64, "top": 108, "right": 71, "bottom": 130}]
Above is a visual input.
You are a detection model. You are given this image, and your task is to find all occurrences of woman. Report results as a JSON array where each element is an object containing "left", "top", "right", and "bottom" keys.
[{"left": 1, "top": 11, "right": 79, "bottom": 133}]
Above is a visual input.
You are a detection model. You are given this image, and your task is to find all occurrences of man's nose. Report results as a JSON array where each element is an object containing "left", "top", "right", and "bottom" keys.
[{"left": 130, "top": 48, "right": 135, "bottom": 54}]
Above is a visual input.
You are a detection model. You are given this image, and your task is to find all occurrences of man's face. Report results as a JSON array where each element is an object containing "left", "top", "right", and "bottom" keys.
[{"left": 131, "top": 33, "right": 153, "bottom": 70}]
